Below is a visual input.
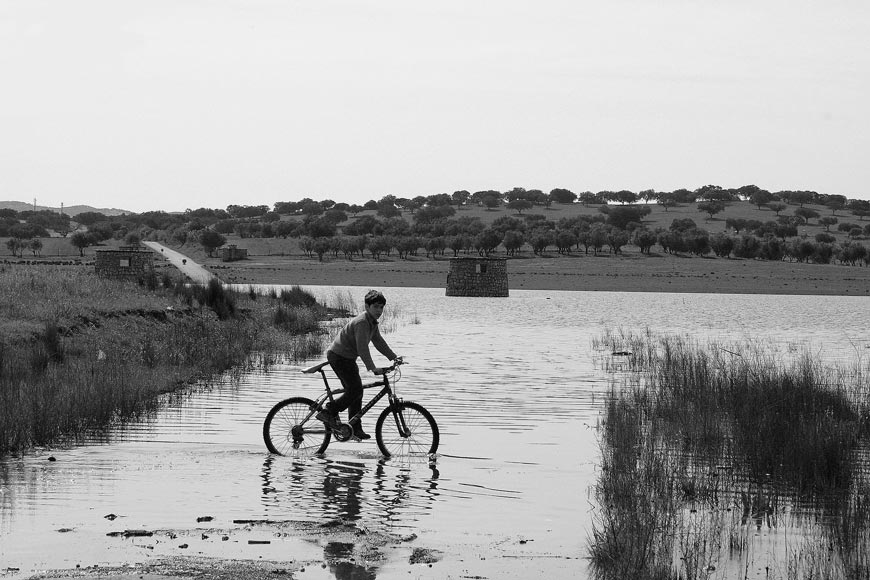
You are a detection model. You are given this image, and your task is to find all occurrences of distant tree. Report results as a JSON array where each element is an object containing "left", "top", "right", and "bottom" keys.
[
  {"left": 605, "top": 228, "right": 629, "bottom": 254},
  {"left": 671, "top": 188, "right": 697, "bottom": 203},
  {"left": 838, "top": 242, "right": 867, "bottom": 265},
  {"left": 424, "top": 236, "right": 446, "bottom": 258},
  {"left": 749, "top": 189, "right": 774, "bottom": 209},
  {"left": 474, "top": 228, "right": 502, "bottom": 256},
  {"left": 555, "top": 230, "right": 578, "bottom": 254},
  {"left": 502, "top": 230, "right": 525, "bottom": 256},
  {"left": 6, "top": 238, "right": 23, "bottom": 257},
  {"left": 759, "top": 237, "right": 786, "bottom": 261},
  {"left": 789, "top": 191, "right": 814, "bottom": 207},
  {"left": 697, "top": 200, "right": 726, "bottom": 220},
  {"left": 732, "top": 235, "right": 761, "bottom": 259},
  {"left": 837, "top": 222, "right": 859, "bottom": 234},
  {"left": 815, "top": 232, "right": 836, "bottom": 244},
  {"left": 657, "top": 195, "right": 678, "bottom": 212},
  {"left": 638, "top": 189, "right": 657, "bottom": 203},
  {"left": 274, "top": 220, "right": 297, "bottom": 238},
  {"left": 226, "top": 204, "right": 269, "bottom": 219},
  {"left": 28, "top": 238, "right": 43, "bottom": 257},
  {"left": 818, "top": 216, "right": 838, "bottom": 232},
  {"left": 298, "top": 236, "right": 315, "bottom": 258},
  {"left": 788, "top": 239, "right": 816, "bottom": 263},
  {"left": 452, "top": 190, "right": 471, "bottom": 207},
  {"left": 199, "top": 229, "right": 226, "bottom": 257},
  {"left": 529, "top": 230, "right": 554, "bottom": 255},
  {"left": 794, "top": 207, "right": 820, "bottom": 225},
  {"left": 632, "top": 228, "right": 658, "bottom": 254},
  {"left": 507, "top": 199, "right": 533, "bottom": 214},
  {"left": 312, "top": 238, "right": 331, "bottom": 262},
  {"left": 75, "top": 211, "right": 108, "bottom": 226},
  {"left": 848, "top": 199, "right": 870, "bottom": 220},
  {"left": 612, "top": 190, "right": 638, "bottom": 205},
  {"left": 482, "top": 195, "right": 501, "bottom": 210},
  {"left": 767, "top": 202, "right": 787, "bottom": 216},
  {"left": 549, "top": 188, "right": 577, "bottom": 204},
  {"left": 695, "top": 184, "right": 732, "bottom": 202},
  {"left": 367, "top": 236, "right": 392, "bottom": 260},
  {"left": 824, "top": 195, "right": 847, "bottom": 215},
  {"left": 10, "top": 222, "right": 48, "bottom": 239},
  {"left": 709, "top": 233, "right": 734, "bottom": 258},
  {"left": 70, "top": 231, "right": 95, "bottom": 257},
  {"left": 213, "top": 220, "right": 236, "bottom": 234},
  {"left": 600, "top": 205, "right": 651, "bottom": 229}
]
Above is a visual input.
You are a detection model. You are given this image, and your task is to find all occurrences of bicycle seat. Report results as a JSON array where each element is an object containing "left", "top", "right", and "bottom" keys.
[{"left": 301, "top": 361, "right": 330, "bottom": 374}]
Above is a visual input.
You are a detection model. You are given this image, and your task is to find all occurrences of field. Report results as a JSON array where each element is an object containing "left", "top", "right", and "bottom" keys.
[{"left": 3, "top": 199, "right": 870, "bottom": 295}]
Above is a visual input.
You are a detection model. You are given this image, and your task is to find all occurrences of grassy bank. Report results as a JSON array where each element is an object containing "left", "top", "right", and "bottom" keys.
[
  {"left": 589, "top": 331, "right": 870, "bottom": 579},
  {"left": 0, "top": 265, "right": 336, "bottom": 454}
]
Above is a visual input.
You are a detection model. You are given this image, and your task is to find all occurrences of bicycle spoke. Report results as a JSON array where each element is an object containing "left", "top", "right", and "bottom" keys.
[
  {"left": 264, "top": 397, "right": 330, "bottom": 457},
  {"left": 376, "top": 402, "right": 439, "bottom": 458}
]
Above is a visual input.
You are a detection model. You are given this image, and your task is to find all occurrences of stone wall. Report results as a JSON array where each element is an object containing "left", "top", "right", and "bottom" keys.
[
  {"left": 220, "top": 244, "right": 248, "bottom": 262},
  {"left": 445, "top": 256, "right": 509, "bottom": 297},
  {"left": 94, "top": 247, "right": 154, "bottom": 279}
]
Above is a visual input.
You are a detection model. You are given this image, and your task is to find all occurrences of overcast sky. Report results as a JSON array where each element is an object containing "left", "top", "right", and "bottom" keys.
[{"left": 2, "top": 0, "right": 869, "bottom": 213}]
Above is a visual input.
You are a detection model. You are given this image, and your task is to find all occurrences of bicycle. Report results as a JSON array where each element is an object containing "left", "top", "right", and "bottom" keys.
[{"left": 263, "top": 358, "right": 439, "bottom": 458}]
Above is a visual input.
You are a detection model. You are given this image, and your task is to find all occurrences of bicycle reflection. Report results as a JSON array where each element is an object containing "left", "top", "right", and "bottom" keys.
[{"left": 260, "top": 454, "right": 440, "bottom": 578}]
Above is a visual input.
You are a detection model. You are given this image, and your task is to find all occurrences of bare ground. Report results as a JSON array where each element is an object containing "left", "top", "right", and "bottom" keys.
[{"left": 204, "top": 252, "right": 870, "bottom": 296}]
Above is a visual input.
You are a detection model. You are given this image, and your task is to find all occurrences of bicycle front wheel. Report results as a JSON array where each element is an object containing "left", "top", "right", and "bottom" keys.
[
  {"left": 375, "top": 401, "right": 439, "bottom": 458},
  {"left": 263, "top": 397, "right": 330, "bottom": 457}
]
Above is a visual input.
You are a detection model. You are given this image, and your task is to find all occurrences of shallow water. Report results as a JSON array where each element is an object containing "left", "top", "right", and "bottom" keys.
[{"left": 1, "top": 288, "right": 868, "bottom": 578}]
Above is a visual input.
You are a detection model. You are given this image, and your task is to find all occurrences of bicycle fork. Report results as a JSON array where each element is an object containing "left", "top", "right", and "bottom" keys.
[{"left": 390, "top": 401, "right": 412, "bottom": 438}]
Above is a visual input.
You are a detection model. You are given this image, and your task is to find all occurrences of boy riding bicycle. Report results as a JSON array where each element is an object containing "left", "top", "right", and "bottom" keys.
[{"left": 317, "top": 290, "right": 401, "bottom": 440}]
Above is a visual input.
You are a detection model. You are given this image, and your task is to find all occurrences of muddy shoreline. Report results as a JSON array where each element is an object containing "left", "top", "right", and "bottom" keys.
[{"left": 206, "top": 253, "right": 870, "bottom": 296}]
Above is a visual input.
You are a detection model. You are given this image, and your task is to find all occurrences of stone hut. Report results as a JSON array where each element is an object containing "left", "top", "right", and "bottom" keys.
[
  {"left": 220, "top": 244, "right": 248, "bottom": 262},
  {"left": 94, "top": 246, "right": 154, "bottom": 279},
  {"left": 445, "top": 256, "right": 509, "bottom": 297}
]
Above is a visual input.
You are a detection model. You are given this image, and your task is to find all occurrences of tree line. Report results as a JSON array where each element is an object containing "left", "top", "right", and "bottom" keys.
[{"left": 3, "top": 184, "right": 870, "bottom": 265}]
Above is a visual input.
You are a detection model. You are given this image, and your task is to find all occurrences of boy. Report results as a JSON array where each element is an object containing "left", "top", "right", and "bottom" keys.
[{"left": 317, "top": 290, "right": 401, "bottom": 440}]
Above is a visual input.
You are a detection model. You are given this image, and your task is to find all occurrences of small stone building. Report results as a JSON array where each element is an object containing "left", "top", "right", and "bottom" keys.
[
  {"left": 220, "top": 244, "right": 248, "bottom": 262},
  {"left": 445, "top": 256, "right": 509, "bottom": 297},
  {"left": 95, "top": 246, "right": 154, "bottom": 279}
]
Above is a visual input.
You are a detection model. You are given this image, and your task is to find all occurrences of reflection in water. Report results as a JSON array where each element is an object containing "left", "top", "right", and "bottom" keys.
[
  {"left": 323, "top": 541, "right": 377, "bottom": 580},
  {"left": 260, "top": 455, "right": 439, "bottom": 531},
  {"left": 260, "top": 455, "right": 440, "bottom": 580}
]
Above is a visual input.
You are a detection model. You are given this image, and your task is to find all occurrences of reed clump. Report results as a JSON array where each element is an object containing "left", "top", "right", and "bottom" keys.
[
  {"left": 0, "top": 265, "right": 331, "bottom": 454},
  {"left": 589, "top": 330, "right": 870, "bottom": 580}
]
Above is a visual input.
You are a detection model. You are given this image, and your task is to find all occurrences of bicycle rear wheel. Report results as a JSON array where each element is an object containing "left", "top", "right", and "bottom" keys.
[
  {"left": 263, "top": 397, "right": 330, "bottom": 457},
  {"left": 375, "top": 401, "right": 439, "bottom": 457}
]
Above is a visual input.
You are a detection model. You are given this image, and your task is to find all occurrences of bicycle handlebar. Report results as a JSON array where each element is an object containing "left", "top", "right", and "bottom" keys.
[{"left": 375, "top": 357, "right": 405, "bottom": 375}]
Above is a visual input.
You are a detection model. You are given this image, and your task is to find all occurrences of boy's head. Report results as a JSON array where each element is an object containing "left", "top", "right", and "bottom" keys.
[{"left": 364, "top": 290, "right": 386, "bottom": 306}]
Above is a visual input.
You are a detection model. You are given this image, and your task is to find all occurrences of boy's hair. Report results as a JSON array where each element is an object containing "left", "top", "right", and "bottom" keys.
[{"left": 364, "top": 289, "right": 386, "bottom": 306}]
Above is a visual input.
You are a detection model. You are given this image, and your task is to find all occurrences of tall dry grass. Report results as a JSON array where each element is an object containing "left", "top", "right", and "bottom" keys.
[
  {"left": 0, "top": 266, "right": 330, "bottom": 454},
  {"left": 589, "top": 331, "right": 870, "bottom": 580}
]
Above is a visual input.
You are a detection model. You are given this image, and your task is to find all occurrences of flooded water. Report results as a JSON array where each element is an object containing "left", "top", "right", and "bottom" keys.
[{"left": 2, "top": 287, "right": 869, "bottom": 578}]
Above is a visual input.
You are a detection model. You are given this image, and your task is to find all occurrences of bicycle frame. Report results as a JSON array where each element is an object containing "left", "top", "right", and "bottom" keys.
[{"left": 302, "top": 362, "right": 410, "bottom": 437}]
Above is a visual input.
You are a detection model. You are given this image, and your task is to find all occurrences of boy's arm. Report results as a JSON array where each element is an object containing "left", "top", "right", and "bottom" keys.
[
  {"left": 371, "top": 327, "right": 398, "bottom": 362},
  {"left": 355, "top": 325, "right": 378, "bottom": 371}
]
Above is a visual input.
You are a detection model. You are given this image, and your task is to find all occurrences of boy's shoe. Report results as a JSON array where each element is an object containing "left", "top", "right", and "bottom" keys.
[
  {"left": 316, "top": 410, "right": 341, "bottom": 430},
  {"left": 352, "top": 426, "right": 372, "bottom": 441}
]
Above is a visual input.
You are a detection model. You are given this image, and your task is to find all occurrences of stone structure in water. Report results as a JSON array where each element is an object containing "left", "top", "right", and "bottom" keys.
[
  {"left": 94, "top": 246, "right": 154, "bottom": 280},
  {"left": 445, "top": 256, "right": 509, "bottom": 297}
]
